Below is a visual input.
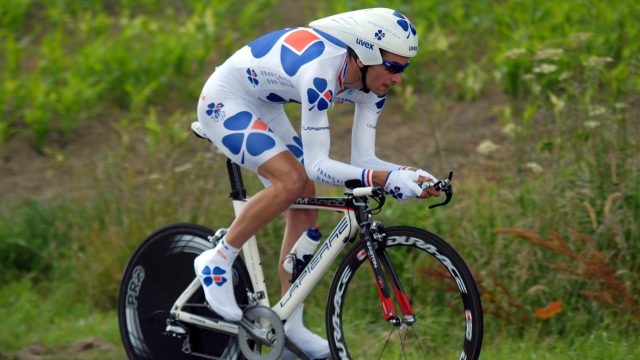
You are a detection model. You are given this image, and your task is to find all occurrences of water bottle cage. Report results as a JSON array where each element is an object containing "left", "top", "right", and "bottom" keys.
[{"left": 288, "top": 254, "right": 312, "bottom": 283}]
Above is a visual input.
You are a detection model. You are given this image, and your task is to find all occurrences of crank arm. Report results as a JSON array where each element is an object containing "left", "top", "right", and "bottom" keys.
[
  {"left": 284, "top": 337, "right": 314, "bottom": 360},
  {"left": 239, "top": 318, "right": 273, "bottom": 346}
]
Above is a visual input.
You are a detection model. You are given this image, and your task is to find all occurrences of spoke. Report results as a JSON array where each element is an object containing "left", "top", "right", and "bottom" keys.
[
  {"left": 377, "top": 328, "right": 396, "bottom": 360},
  {"left": 408, "top": 325, "right": 428, "bottom": 356},
  {"left": 339, "top": 236, "right": 479, "bottom": 359},
  {"left": 399, "top": 329, "right": 407, "bottom": 360}
]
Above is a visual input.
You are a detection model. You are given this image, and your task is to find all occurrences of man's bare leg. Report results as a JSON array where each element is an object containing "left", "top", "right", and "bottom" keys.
[{"left": 195, "top": 151, "right": 310, "bottom": 321}]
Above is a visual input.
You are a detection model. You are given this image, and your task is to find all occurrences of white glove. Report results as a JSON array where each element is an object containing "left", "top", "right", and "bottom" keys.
[
  {"left": 416, "top": 168, "right": 439, "bottom": 185},
  {"left": 384, "top": 170, "right": 423, "bottom": 200}
]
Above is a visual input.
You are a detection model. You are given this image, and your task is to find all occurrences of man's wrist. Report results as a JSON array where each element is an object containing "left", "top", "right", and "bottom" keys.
[
  {"left": 372, "top": 171, "right": 391, "bottom": 187},
  {"left": 399, "top": 166, "right": 416, "bottom": 171}
]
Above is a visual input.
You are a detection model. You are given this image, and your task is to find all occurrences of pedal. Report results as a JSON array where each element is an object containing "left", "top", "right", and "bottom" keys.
[
  {"left": 164, "top": 321, "right": 189, "bottom": 338},
  {"left": 208, "top": 228, "right": 228, "bottom": 245}
]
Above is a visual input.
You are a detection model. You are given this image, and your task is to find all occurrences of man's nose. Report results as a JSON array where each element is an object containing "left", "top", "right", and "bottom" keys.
[{"left": 391, "top": 73, "right": 403, "bottom": 84}]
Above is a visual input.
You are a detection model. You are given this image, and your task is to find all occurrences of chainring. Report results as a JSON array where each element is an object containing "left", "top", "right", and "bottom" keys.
[{"left": 237, "top": 306, "right": 285, "bottom": 360}]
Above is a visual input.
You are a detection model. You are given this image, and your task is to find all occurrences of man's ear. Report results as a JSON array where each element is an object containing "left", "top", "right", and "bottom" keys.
[{"left": 356, "top": 59, "right": 365, "bottom": 69}]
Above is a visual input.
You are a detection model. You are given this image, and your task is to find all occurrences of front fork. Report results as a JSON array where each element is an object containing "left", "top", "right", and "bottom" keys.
[{"left": 363, "top": 220, "right": 415, "bottom": 326}]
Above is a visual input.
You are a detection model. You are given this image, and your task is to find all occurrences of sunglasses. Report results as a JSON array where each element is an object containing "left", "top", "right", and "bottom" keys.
[{"left": 381, "top": 60, "right": 410, "bottom": 74}]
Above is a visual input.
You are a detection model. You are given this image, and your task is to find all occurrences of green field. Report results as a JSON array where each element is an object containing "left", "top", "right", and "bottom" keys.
[{"left": 1, "top": 0, "right": 639, "bottom": 358}]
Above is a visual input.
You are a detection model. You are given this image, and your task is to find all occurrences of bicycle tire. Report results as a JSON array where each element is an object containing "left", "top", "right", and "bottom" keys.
[
  {"left": 326, "top": 226, "right": 483, "bottom": 359},
  {"left": 118, "top": 223, "right": 253, "bottom": 359}
]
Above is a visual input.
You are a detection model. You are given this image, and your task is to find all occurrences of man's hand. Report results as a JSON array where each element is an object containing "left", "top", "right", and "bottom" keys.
[
  {"left": 383, "top": 170, "right": 423, "bottom": 200},
  {"left": 415, "top": 169, "right": 441, "bottom": 198}
]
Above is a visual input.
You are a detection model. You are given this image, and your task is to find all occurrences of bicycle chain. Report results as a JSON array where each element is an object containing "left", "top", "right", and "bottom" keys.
[{"left": 177, "top": 333, "right": 243, "bottom": 360}]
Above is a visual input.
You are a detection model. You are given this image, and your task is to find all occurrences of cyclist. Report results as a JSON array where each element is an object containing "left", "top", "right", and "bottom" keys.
[{"left": 194, "top": 8, "right": 439, "bottom": 359}]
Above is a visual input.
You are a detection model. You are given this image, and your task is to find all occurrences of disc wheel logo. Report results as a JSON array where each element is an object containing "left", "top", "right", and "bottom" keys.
[{"left": 125, "top": 265, "right": 145, "bottom": 308}]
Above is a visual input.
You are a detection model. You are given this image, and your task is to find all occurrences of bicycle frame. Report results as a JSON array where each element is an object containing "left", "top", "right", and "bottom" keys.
[
  {"left": 242, "top": 198, "right": 360, "bottom": 318},
  {"left": 169, "top": 197, "right": 359, "bottom": 335},
  {"left": 168, "top": 158, "right": 424, "bottom": 342},
  {"left": 118, "top": 126, "right": 482, "bottom": 360},
  {"left": 168, "top": 161, "right": 361, "bottom": 335}
]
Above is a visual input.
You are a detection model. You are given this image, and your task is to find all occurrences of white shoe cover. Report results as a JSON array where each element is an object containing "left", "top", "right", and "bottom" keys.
[
  {"left": 282, "top": 304, "right": 330, "bottom": 359},
  {"left": 194, "top": 249, "right": 243, "bottom": 321}
]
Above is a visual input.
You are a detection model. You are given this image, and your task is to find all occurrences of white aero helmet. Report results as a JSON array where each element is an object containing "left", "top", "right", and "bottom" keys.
[{"left": 309, "top": 8, "right": 418, "bottom": 66}]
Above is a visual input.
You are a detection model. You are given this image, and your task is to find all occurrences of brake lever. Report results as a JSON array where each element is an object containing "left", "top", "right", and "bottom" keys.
[{"left": 427, "top": 172, "right": 454, "bottom": 209}]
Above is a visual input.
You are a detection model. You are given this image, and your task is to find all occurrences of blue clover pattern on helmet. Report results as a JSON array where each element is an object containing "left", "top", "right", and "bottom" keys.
[
  {"left": 388, "top": 186, "right": 404, "bottom": 200},
  {"left": 280, "top": 29, "right": 325, "bottom": 76},
  {"left": 247, "top": 28, "right": 291, "bottom": 58},
  {"left": 287, "top": 135, "right": 304, "bottom": 163},
  {"left": 221, "top": 111, "right": 276, "bottom": 164},
  {"left": 246, "top": 68, "right": 259, "bottom": 86},
  {"left": 200, "top": 265, "right": 228, "bottom": 287},
  {"left": 374, "top": 30, "right": 386, "bottom": 41},
  {"left": 307, "top": 77, "right": 333, "bottom": 111},
  {"left": 206, "top": 102, "right": 225, "bottom": 122},
  {"left": 393, "top": 11, "right": 417, "bottom": 39}
]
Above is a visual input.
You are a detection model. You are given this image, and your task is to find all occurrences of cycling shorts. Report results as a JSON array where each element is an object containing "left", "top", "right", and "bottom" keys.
[{"left": 197, "top": 65, "right": 304, "bottom": 178}]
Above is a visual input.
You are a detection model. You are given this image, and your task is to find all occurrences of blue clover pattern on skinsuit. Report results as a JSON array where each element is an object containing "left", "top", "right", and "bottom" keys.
[
  {"left": 314, "top": 29, "right": 347, "bottom": 48},
  {"left": 280, "top": 29, "right": 325, "bottom": 76},
  {"left": 393, "top": 11, "right": 417, "bottom": 39},
  {"left": 287, "top": 135, "right": 304, "bottom": 162},
  {"left": 375, "top": 96, "right": 386, "bottom": 114},
  {"left": 374, "top": 30, "right": 385, "bottom": 41},
  {"left": 201, "top": 265, "right": 228, "bottom": 287},
  {"left": 206, "top": 102, "right": 225, "bottom": 122},
  {"left": 388, "top": 186, "right": 404, "bottom": 200},
  {"left": 265, "top": 92, "right": 300, "bottom": 104},
  {"left": 307, "top": 77, "right": 333, "bottom": 111},
  {"left": 246, "top": 68, "right": 259, "bottom": 86},
  {"left": 247, "top": 28, "right": 291, "bottom": 58},
  {"left": 266, "top": 93, "right": 286, "bottom": 103},
  {"left": 221, "top": 111, "right": 276, "bottom": 165}
]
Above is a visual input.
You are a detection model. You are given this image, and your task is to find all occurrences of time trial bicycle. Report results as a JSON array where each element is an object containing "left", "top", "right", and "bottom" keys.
[{"left": 117, "top": 122, "right": 483, "bottom": 359}]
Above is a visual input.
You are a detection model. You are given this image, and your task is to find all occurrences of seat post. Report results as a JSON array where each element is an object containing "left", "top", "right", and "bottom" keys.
[{"left": 226, "top": 159, "right": 247, "bottom": 200}]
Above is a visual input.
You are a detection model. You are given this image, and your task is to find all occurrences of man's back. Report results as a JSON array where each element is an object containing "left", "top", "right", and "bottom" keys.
[{"left": 212, "top": 27, "right": 350, "bottom": 108}]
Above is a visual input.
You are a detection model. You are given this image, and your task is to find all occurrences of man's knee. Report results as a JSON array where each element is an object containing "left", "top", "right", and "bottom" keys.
[
  {"left": 259, "top": 152, "right": 311, "bottom": 199},
  {"left": 279, "top": 170, "right": 309, "bottom": 198}
]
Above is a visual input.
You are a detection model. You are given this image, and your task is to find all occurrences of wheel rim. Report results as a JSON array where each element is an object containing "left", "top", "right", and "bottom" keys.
[
  {"left": 332, "top": 233, "right": 481, "bottom": 359},
  {"left": 119, "top": 226, "right": 250, "bottom": 359}
]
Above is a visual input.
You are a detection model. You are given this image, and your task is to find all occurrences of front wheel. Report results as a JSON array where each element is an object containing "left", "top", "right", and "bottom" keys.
[{"left": 326, "top": 226, "right": 483, "bottom": 359}]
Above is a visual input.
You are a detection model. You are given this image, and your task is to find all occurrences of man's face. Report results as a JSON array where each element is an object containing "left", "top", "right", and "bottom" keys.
[{"left": 365, "top": 52, "right": 410, "bottom": 96}]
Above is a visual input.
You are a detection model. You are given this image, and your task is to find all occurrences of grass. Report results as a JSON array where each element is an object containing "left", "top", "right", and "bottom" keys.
[
  {"left": 0, "top": 280, "right": 121, "bottom": 353},
  {"left": 1, "top": 278, "right": 639, "bottom": 359},
  {"left": 482, "top": 331, "right": 640, "bottom": 360},
  {"left": 1, "top": 0, "right": 639, "bottom": 357},
  {"left": 2, "top": 1, "right": 639, "bottom": 149}
]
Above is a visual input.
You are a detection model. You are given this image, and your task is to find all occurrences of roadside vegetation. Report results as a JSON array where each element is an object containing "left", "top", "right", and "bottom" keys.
[{"left": 1, "top": 0, "right": 638, "bottom": 357}]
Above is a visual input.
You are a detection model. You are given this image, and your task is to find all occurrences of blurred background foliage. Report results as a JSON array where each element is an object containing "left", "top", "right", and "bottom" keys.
[{"left": 1, "top": 0, "right": 639, "bottom": 357}]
